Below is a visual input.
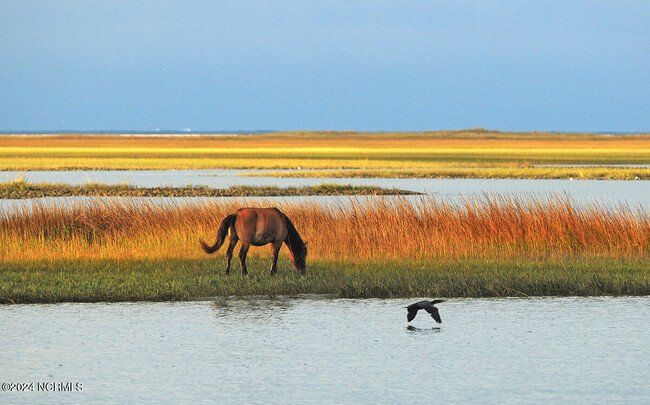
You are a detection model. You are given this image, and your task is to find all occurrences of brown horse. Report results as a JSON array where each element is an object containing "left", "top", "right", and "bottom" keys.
[{"left": 200, "top": 207, "right": 307, "bottom": 275}]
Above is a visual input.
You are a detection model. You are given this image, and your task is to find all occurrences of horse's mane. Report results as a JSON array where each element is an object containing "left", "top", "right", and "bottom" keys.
[{"left": 283, "top": 214, "right": 307, "bottom": 265}]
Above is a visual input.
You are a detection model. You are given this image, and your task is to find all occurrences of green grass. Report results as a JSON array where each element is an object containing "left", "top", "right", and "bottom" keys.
[
  {"left": 0, "top": 179, "right": 415, "bottom": 199},
  {"left": 1, "top": 257, "right": 648, "bottom": 304}
]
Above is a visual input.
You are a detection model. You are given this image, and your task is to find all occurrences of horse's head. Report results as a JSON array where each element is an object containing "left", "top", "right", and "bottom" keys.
[{"left": 293, "top": 241, "right": 308, "bottom": 274}]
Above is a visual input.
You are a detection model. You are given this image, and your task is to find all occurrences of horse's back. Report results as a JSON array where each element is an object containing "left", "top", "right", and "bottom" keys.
[
  {"left": 234, "top": 207, "right": 287, "bottom": 245},
  {"left": 235, "top": 207, "right": 285, "bottom": 224},
  {"left": 235, "top": 207, "right": 283, "bottom": 216}
]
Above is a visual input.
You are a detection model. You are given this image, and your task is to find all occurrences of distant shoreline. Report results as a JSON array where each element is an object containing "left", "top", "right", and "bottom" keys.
[
  {"left": 2, "top": 131, "right": 648, "bottom": 176},
  {"left": 0, "top": 130, "right": 274, "bottom": 136},
  {"left": 1, "top": 130, "right": 648, "bottom": 136}
]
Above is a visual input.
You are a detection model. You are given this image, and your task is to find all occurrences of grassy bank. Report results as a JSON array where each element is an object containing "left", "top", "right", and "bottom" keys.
[
  {"left": 1, "top": 195, "right": 648, "bottom": 302},
  {"left": 2, "top": 257, "right": 648, "bottom": 304},
  {"left": 0, "top": 179, "right": 413, "bottom": 198},
  {"left": 2, "top": 131, "right": 649, "bottom": 173}
]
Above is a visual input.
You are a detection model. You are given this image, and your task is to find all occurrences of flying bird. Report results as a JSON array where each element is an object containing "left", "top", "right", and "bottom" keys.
[{"left": 406, "top": 299, "right": 446, "bottom": 323}]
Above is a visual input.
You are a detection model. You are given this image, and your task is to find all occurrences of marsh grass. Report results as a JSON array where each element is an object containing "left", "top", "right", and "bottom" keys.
[
  {"left": 2, "top": 131, "right": 649, "bottom": 172},
  {"left": 246, "top": 167, "right": 650, "bottom": 180},
  {"left": 1, "top": 195, "right": 648, "bottom": 302},
  {"left": 2, "top": 195, "right": 648, "bottom": 262},
  {"left": 0, "top": 179, "right": 412, "bottom": 199}
]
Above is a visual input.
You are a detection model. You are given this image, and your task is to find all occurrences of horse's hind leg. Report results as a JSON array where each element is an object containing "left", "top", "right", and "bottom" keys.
[
  {"left": 224, "top": 233, "right": 239, "bottom": 275},
  {"left": 269, "top": 241, "right": 283, "bottom": 275},
  {"left": 238, "top": 242, "right": 250, "bottom": 276}
]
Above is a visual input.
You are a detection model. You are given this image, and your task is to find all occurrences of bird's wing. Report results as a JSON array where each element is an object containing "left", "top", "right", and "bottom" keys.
[
  {"left": 407, "top": 307, "right": 418, "bottom": 322},
  {"left": 421, "top": 302, "right": 442, "bottom": 323},
  {"left": 429, "top": 307, "right": 442, "bottom": 324}
]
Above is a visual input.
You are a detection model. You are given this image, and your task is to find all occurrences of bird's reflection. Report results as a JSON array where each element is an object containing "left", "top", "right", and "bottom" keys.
[{"left": 406, "top": 325, "right": 442, "bottom": 333}]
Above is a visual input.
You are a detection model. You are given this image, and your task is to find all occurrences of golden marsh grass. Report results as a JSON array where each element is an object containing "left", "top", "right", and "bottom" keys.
[
  {"left": 2, "top": 195, "right": 648, "bottom": 302},
  {"left": 2, "top": 131, "right": 649, "bottom": 172},
  {"left": 2, "top": 195, "right": 647, "bottom": 263}
]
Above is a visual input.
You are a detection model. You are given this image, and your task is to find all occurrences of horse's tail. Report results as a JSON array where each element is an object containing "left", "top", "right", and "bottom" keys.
[
  {"left": 200, "top": 214, "right": 236, "bottom": 254},
  {"left": 283, "top": 214, "right": 307, "bottom": 272}
]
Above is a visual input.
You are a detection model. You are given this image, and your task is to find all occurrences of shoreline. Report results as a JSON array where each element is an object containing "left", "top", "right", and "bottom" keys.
[{"left": 2, "top": 257, "right": 648, "bottom": 304}]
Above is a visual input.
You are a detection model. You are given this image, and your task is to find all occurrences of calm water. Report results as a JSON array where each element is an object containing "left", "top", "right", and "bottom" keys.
[
  {"left": 1, "top": 170, "right": 649, "bottom": 213},
  {"left": 1, "top": 297, "right": 648, "bottom": 404}
]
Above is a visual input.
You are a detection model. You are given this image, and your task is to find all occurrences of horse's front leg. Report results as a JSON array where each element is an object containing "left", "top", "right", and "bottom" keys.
[
  {"left": 238, "top": 242, "right": 250, "bottom": 276},
  {"left": 269, "top": 241, "right": 282, "bottom": 275}
]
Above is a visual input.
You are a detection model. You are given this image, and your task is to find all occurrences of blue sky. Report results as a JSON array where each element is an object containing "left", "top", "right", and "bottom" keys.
[{"left": 1, "top": 1, "right": 648, "bottom": 132}]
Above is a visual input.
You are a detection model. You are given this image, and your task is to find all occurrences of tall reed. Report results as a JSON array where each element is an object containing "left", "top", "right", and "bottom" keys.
[{"left": 1, "top": 195, "right": 647, "bottom": 263}]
